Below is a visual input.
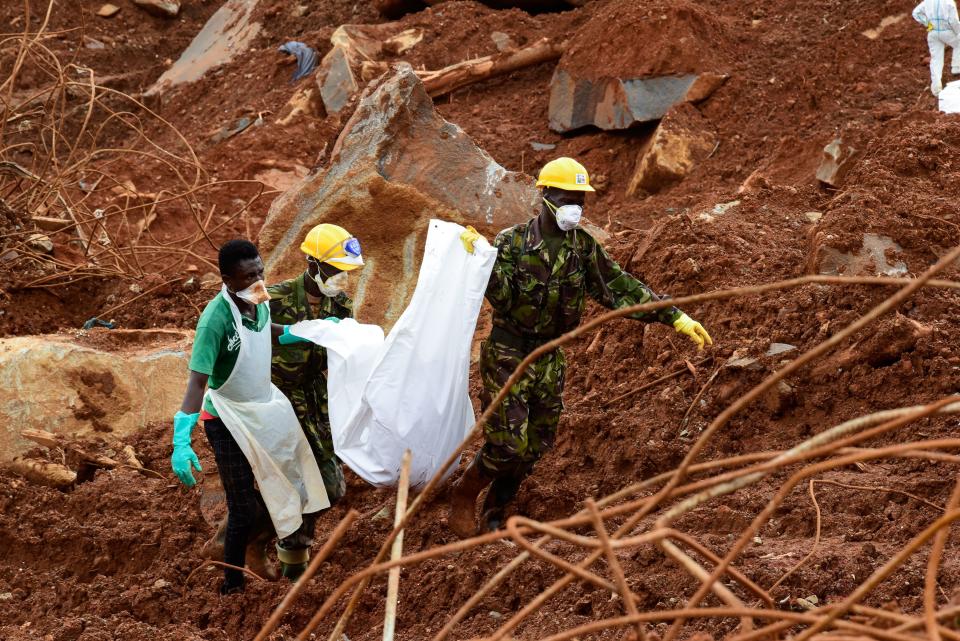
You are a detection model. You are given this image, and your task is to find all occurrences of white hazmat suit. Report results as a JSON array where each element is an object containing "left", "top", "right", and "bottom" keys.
[{"left": 914, "top": 0, "right": 960, "bottom": 95}]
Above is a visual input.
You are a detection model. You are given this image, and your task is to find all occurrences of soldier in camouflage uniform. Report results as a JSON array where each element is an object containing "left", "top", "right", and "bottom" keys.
[
  {"left": 268, "top": 274, "right": 351, "bottom": 503},
  {"left": 267, "top": 222, "right": 365, "bottom": 577},
  {"left": 449, "top": 158, "right": 712, "bottom": 537}
]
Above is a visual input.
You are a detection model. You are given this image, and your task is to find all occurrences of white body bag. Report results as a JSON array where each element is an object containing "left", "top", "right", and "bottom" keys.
[{"left": 290, "top": 220, "right": 497, "bottom": 488}]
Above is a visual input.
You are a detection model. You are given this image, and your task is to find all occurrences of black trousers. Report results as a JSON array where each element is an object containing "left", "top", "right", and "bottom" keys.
[{"left": 204, "top": 417, "right": 267, "bottom": 588}]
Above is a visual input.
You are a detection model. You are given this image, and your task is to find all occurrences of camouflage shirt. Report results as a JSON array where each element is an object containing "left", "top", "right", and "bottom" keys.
[
  {"left": 268, "top": 273, "right": 352, "bottom": 459},
  {"left": 486, "top": 216, "right": 680, "bottom": 340}
]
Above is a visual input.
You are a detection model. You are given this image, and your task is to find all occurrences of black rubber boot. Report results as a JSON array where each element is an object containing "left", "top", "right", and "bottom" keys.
[
  {"left": 277, "top": 544, "right": 310, "bottom": 581},
  {"left": 480, "top": 474, "right": 523, "bottom": 533}
]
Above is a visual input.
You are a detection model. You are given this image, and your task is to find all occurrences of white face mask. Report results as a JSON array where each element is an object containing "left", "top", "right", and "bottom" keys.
[
  {"left": 232, "top": 279, "right": 270, "bottom": 305},
  {"left": 313, "top": 270, "right": 348, "bottom": 297},
  {"left": 544, "top": 198, "right": 583, "bottom": 232}
]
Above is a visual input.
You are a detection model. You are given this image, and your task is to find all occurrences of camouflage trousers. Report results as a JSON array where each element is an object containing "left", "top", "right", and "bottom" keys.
[
  {"left": 283, "top": 386, "right": 346, "bottom": 504},
  {"left": 477, "top": 339, "right": 567, "bottom": 480}
]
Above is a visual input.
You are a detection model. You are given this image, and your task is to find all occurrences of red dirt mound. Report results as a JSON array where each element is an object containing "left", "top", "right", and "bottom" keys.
[{"left": 559, "top": 0, "right": 733, "bottom": 80}]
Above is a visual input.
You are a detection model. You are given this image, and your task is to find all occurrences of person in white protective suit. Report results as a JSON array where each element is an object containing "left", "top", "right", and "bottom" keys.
[
  {"left": 914, "top": 0, "right": 960, "bottom": 95},
  {"left": 171, "top": 239, "right": 330, "bottom": 594}
]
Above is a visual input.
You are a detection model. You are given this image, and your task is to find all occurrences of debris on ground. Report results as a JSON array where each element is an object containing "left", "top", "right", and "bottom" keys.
[{"left": 3, "top": 0, "right": 960, "bottom": 639}]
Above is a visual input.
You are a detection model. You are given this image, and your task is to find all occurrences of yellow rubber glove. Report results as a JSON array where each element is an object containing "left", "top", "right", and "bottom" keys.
[
  {"left": 673, "top": 313, "right": 713, "bottom": 350},
  {"left": 928, "top": 22, "right": 935, "bottom": 32},
  {"left": 460, "top": 226, "right": 482, "bottom": 254}
]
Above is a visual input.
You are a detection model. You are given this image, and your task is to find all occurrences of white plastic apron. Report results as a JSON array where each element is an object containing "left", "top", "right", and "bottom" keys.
[{"left": 206, "top": 287, "right": 329, "bottom": 539}]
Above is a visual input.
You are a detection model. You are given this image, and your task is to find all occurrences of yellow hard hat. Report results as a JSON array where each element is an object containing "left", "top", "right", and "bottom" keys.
[
  {"left": 535, "top": 157, "right": 595, "bottom": 192},
  {"left": 300, "top": 223, "right": 364, "bottom": 271}
]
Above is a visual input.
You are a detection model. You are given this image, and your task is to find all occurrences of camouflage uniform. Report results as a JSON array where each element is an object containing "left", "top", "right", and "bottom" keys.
[
  {"left": 478, "top": 216, "right": 681, "bottom": 480},
  {"left": 268, "top": 273, "right": 352, "bottom": 503}
]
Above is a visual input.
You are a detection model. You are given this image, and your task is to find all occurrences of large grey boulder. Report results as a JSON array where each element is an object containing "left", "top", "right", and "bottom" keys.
[
  {"left": 260, "top": 66, "right": 538, "bottom": 330},
  {"left": 145, "top": 0, "right": 261, "bottom": 97},
  {"left": 549, "top": 0, "right": 729, "bottom": 133}
]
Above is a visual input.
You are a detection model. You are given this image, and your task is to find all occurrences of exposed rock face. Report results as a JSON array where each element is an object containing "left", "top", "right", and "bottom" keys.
[
  {"left": 627, "top": 103, "right": 717, "bottom": 197},
  {"left": 548, "top": 0, "right": 730, "bottom": 133},
  {"left": 0, "top": 330, "right": 192, "bottom": 462},
  {"left": 144, "top": 0, "right": 261, "bottom": 97},
  {"left": 549, "top": 71, "right": 726, "bottom": 133},
  {"left": 260, "top": 66, "right": 538, "bottom": 329}
]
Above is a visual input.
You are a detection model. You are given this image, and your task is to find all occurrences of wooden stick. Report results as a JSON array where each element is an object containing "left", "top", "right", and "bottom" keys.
[
  {"left": 586, "top": 499, "right": 646, "bottom": 641},
  {"left": 20, "top": 428, "right": 120, "bottom": 468},
  {"left": 383, "top": 451, "right": 412, "bottom": 641},
  {"left": 602, "top": 366, "right": 693, "bottom": 409},
  {"left": 418, "top": 38, "right": 565, "bottom": 98},
  {"left": 254, "top": 510, "right": 359, "bottom": 641}
]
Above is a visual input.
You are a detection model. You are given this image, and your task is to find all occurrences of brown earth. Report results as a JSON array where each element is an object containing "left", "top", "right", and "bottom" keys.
[{"left": 3, "top": 0, "right": 960, "bottom": 639}]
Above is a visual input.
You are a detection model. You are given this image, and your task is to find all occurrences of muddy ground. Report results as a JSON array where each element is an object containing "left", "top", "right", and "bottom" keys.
[{"left": 3, "top": 0, "right": 960, "bottom": 639}]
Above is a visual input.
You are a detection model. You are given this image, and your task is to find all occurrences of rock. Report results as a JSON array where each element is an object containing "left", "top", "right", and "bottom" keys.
[
  {"left": 209, "top": 114, "right": 257, "bottom": 143},
  {"left": 804, "top": 211, "right": 823, "bottom": 224},
  {"left": 315, "top": 24, "right": 396, "bottom": 114},
  {"left": 766, "top": 343, "right": 796, "bottom": 357},
  {"left": 530, "top": 141, "right": 556, "bottom": 151},
  {"left": 860, "top": 314, "right": 931, "bottom": 368},
  {"left": 181, "top": 276, "right": 200, "bottom": 294},
  {"left": 132, "top": 0, "right": 180, "bottom": 18},
  {"left": 796, "top": 596, "right": 817, "bottom": 611},
  {"left": 275, "top": 85, "right": 323, "bottom": 125},
  {"left": 628, "top": 103, "right": 717, "bottom": 196},
  {"left": 811, "top": 314, "right": 930, "bottom": 377},
  {"left": 491, "top": 31, "right": 516, "bottom": 52},
  {"left": 697, "top": 200, "right": 740, "bottom": 223},
  {"left": 0, "top": 331, "right": 191, "bottom": 462},
  {"left": 145, "top": 0, "right": 261, "bottom": 96},
  {"left": 260, "top": 66, "right": 539, "bottom": 330},
  {"left": 200, "top": 272, "right": 220, "bottom": 287},
  {"left": 488, "top": 611, "right": 503, "bottom": 620},
  {"left": 816, "top": 138, "right": 857, "bottom": 187},
  {"left": 84, "top": 36, "right": 106, "bottom": 50},
  {"left": 96, "top": 3, "right": 120, "bottom": 17},
  {"left": 725, "top": 349, "right": 762, "bottom": 371},
  {"left": 549, "top": 1, "right": 729, "bottom": 132},
  {"left": 316, "top": 46, "right": 360, "bottom": 115},
  {"left": 550, "top": 71, "right": 726, "bottom": 133},
  {"left": 817, "top": 233, "right": 906, "bottom": 277},
  {"left": 152, "top": 579, "right": 171, "bottom": 589},
  {"left": 26, "top": 233, "right": 53, "bottom": 254},
  {"left": 763, "top": 380, "right": 796, "bottom": 415}
]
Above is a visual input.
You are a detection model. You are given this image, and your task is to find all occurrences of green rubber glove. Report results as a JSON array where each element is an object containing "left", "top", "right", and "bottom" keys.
[
  {"left": 278, "top": 324, "right": 312, "bottom": 345},
  {"left": 324, "top": 316, "right": 341, "bottom": 323},
  {"left": 171, "top": 411, "right": 202, "bottom": 487}
]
